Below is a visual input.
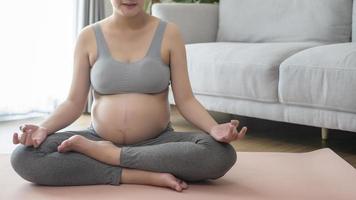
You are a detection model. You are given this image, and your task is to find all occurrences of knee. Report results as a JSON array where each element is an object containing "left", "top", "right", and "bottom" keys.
[
  {"left": 209, "top": 143, "right": 237, "bottom": 179},
  {"left": 11, "top": 145, "right": 43, "bottom": 184},
  {"left": 197, "top": 135, "right": 237, "bottom": 179},
  {"left": 37, "top": 133, "right": 64, "bottom": 153}
]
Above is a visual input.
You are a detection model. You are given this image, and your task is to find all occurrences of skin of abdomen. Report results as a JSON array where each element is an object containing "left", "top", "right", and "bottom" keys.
[{"left": 90, "top": 89, "right": 171, "bottom": 145}]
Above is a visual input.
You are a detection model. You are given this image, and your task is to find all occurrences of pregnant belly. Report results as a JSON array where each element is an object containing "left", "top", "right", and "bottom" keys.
[{"left": 90, "top": 92, "right": 171, "bottom": 145}]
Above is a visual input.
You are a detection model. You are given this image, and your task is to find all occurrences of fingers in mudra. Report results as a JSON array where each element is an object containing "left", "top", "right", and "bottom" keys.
[
  {"left": 13, "top": 124, "right": 37, "bottom": 146},
  {"left": 230, "top": 119, "right": 247, "bottom": 140},
  {"left": 12, "top": 132, "right": 20, "bottom": 144},
  {"left": 19, "top": 124, "right": 36, "bottom": 133},
  {"left": 19, "top": 131, "right": 28, "bottom": 144},
  {"left": 238, "top": 126, "right": 247, "bottom": 139},
  {"left": 20, "top": 132, "right": 34, "bottom": 146}
]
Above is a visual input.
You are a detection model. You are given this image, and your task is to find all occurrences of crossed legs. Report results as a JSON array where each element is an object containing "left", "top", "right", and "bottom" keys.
[
  {"left": 11, "top": 126, "right": 237, "bottom": 192},
  {"left": 57, "top": 134, "right": 188, "bottom": 191}
]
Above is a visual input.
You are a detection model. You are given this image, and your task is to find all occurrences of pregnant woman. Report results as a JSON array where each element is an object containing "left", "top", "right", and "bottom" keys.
[{"left": 11, "top": 0, "right": 247, "bottom": 192}]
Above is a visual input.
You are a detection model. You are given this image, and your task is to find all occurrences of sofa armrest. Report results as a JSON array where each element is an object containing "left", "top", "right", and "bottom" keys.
[{"left": 152, "top": 3, "right": 218, "bottom": 44}]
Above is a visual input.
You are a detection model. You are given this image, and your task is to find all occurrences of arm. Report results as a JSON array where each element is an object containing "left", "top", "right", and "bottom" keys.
[
  {"left": 167, "top": 23, "right": 247, "bottom": 143},
  {"left": 13, "top": 26, "right": 94, "bottom": 147},
  {"left": 39, "top": 26, "right": 93, "bottom": 135},
  {"left": 167, "top": 22, "right": 217, "bottom": 134}
]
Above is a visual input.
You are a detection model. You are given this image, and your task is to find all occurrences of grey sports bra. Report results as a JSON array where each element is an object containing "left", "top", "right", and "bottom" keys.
[{"left": 90, "top": 20, "right": 171, "bottom": 95}]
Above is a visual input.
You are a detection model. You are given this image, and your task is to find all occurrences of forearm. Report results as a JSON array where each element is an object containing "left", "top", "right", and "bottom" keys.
[
  {"left": 176, "top": 97, "right": 218, "bottom": 135},
  {"left": 39, "top": 100, "right": 84, "bottom": 135}
]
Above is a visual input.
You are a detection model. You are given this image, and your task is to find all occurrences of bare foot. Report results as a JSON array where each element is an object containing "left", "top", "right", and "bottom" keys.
[
  {"left": 57, "top": 135, "right": 88, "bottom": 153},
  {"left": 122, "top": 168, "right": 189, "bottom": 192},
  {"left": 58, "top": 135, "right": 121, "bottom": 165},
  {"left": 153, "top": 173, "right": 189, "bottom": 192}
]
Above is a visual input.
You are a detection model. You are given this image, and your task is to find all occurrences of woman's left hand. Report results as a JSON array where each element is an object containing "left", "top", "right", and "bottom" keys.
[{"left": 209, "top": 120, "right": 247, "bottom": 143}]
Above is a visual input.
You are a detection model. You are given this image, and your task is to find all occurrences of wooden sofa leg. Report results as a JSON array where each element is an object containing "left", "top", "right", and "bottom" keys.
[{"left": 321, "top": 128, "right": 329, "bottom": 140}]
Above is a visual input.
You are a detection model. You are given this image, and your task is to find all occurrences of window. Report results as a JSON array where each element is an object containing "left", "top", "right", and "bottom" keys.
[{"left": 0, "top": 1, "right": 76, "bottom": 121}]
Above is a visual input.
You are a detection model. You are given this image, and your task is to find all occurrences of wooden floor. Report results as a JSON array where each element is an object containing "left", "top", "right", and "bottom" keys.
[{"left": 1, "top": 105, "right": 356, "bottom": 168}]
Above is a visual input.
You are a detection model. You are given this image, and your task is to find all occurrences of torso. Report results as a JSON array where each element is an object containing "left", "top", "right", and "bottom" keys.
[{"left": 88, "top": 16, "right": 172, "bottom": 145}]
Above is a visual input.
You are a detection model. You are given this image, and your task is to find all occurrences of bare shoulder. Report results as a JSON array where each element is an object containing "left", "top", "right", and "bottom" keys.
[
  {"left": 165, "top": 22, "right": 183, "bottom": 40},
  {"left": 75, "top": 23, "right": 103, "bottom": 66},
  {"left": 163, "top": 21, "right": 185, "bottom": 50},
  {"left": 75, "top": 24, "right": 96, "bottom": 50}
]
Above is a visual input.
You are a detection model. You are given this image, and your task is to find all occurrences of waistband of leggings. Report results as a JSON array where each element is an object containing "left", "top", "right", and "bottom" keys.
[
  {"left": 166, "top": 121, "right": 174, "bottom": 131},
  {"left": 87, "top": 121, "right": 174, "bottom": 134},
  {"left": 87, "top": 122, "right": 100, "bottom": 137}
]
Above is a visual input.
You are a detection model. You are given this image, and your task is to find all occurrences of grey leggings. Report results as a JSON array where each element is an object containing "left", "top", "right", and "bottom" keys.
[{"left": 10, "top": 122, "right": 237, "bottom": 186}]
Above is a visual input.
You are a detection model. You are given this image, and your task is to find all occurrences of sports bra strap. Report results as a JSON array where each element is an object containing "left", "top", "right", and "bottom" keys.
[
  {"left": 92, "top": 23, "right": 110, "bottom": 58},
  {"left": 147, "top": 20, "right": 167, "bottom": 58},
  {"left": 92, "top": 20, "right": 167, "bottom": 59}
]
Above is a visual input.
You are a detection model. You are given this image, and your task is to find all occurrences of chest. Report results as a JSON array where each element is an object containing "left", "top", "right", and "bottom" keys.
[
  {"left": 88, "top": 34, "right": 170, "bottom": 67},
  {"left": 106, "top": 32, "right": 153, "bottom": 61},
  {"left": 90, "top": 57, "right": 171, "bottom": 95}
]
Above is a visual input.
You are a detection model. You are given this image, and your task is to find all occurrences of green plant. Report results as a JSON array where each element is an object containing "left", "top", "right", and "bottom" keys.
[
  {"left": 144, "top": 0, "right": 161, "bottom": 14},
  {"left": 144, "top": 0, "right": 152, "bottom": 13}
]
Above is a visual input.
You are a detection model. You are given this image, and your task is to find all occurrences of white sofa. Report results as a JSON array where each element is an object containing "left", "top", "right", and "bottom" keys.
[{"left": 152, "top": 0, "right": 356, "bottom": 138}]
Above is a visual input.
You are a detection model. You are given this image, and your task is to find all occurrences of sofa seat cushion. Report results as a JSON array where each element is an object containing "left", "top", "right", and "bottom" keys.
[
  {"left": 186, "top": 42, "right": 321, "bottom": 102},
  {"left": 279, "top": 43, "right": 356, "bottom": 113}
]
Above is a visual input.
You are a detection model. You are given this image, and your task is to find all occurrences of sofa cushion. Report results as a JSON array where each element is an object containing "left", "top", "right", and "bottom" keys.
[
  {"left": 186, "top": 42, "right": 321, "bottom": 103},
  {"left": 279, "top": 43, "right": 356, "bottom": 113},
  {"left": 353, "top": 0, "right": 356, "bottom": 41},
  {"left": 218, "top": 0, "right": 353, "bottom": 43}
]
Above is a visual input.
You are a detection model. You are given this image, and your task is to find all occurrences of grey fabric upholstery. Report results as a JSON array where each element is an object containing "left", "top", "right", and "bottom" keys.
[
  {"left": 353, "top": 0, "right": 356, "bottom": 42},
  {"left": 152, "top": 3, "right": 218, "bottom": 44},
  {"left": 218, "top": 0, "right": 353, "bottom": 43},
  {"left": 279, "top": 43, "right": 356, "bottom": 113},
  {"left": 167, "top": 92, "right": 356, "bottom": 132},
  {"left": 153, "top": 1, "right": 356, "bottom": 132},
  {"left": 186, "top": 42, "right": 321, "bottom": 103}
]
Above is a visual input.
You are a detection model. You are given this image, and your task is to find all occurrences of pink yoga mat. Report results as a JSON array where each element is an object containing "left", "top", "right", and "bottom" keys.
[{"left": 1, "top": 148, "right": 356, "bottom": 200}]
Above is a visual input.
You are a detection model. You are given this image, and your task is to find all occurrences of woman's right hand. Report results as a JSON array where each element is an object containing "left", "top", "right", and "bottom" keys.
[{"left": 13, "top": 124, "right": 49, "bottom": 148}]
